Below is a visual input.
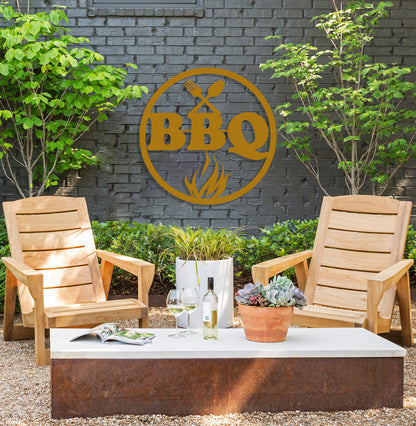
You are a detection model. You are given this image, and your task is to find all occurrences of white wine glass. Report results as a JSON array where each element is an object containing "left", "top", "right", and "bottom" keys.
[
  {"left": 166, "top": 289, "right": 185, "bottom": 338},
  {"left": 179, "top": 286, "right": 199, "bottom": 335}
]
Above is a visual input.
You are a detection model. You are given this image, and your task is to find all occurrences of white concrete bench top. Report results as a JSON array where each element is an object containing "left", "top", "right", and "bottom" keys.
[{"left": 50, "top": 327, "right": 406, "bottom": 360}]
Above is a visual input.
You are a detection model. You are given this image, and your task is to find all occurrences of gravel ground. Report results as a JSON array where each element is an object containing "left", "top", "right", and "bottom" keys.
[{"left": 1, "top": 305, "right": 416, "bottom": 426}]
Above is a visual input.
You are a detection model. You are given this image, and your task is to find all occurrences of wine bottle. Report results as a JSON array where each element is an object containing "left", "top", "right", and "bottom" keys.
[{"left": 203, "top": 277, "right": 218, "bottom": 340}]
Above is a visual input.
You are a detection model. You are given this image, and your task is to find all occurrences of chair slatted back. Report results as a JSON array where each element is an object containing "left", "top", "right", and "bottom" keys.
[
  {"left": 3, "top": 196, "right": 106, "bottom": 314},
  {"left": 305, "top": 195, "right": 411, "bottom": 317}
]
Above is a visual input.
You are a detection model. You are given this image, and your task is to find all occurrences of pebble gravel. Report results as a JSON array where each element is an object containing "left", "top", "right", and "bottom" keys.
[{"left": 0, "top": 304, "right": 415, "bottom": 425}]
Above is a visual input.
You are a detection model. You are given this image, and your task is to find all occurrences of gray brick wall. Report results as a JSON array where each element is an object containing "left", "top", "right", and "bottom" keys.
[{"left": 1, "top": 0, "right": 416, "bottom": 228}]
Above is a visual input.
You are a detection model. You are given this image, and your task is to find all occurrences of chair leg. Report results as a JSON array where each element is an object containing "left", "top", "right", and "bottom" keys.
[
  {"left": 4, "top": 268, "right": 39, "bottom": 341},
  {"left": 138, "top": 273, "right": 151, "bottom": 328},
  {"left": 3, "top": 268, "right": 17, "bottom": 341},
  {"left": 33, "top": 302, "right": 49, "bottom": 366},
  {"left": 396, "top": 273, "right": 414, "bottom": 347},
  {"left": 138, "top": 309, "right": 149, "bottom": 328},
  {"left": 8, "top": 324, "right": 35, "bottom": 340},
  {"left": 367, "top": 280, "right": 384, "bottom": 335},
  {"left": 30, "top": 276, "right": 50, "bottom": 366}
]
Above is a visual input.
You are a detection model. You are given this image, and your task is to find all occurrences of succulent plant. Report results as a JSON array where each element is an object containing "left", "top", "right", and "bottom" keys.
[
  {"left": 292, "top": 286, "right": 307, "bottom": 308},
  {"left": 235, "top": 275, "right": 307, "bottom": 309},
  {"left": 263, "top": 275, "right": 307, "bottom": 308},
  {"left": 235, "top": 282, "right": 263, "bottom": 305}
]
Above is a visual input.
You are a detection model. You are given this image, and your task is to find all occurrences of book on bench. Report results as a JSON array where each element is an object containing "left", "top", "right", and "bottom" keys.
[{"left": 69, "top": 323, "right": 155, "bottom": 346}]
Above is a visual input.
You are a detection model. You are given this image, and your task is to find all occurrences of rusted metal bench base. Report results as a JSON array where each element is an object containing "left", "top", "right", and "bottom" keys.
[{"left": 51, "top": 356, "right": 403, "bottom": 419}]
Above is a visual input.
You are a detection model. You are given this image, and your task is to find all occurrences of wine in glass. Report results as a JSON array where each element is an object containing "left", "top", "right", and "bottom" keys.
[
  {"left": 179, "top": 286, "right": 199, "bottom": 335},
  {"left": 166, "top": 289, "right": 185, "bottom": 338}
]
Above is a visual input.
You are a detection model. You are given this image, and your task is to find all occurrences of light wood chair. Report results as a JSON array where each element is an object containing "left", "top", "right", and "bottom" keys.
[
  {"left": 1, "top": 196, "right": 155, "bottom": 366},
  {"left": 252, "top": 195, "right": 414, "bottom": 346}
]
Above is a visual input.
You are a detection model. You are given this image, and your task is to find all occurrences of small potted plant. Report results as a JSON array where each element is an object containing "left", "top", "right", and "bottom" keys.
[{"left": 235, "top": 275, "right": 307, "bottom": 342}]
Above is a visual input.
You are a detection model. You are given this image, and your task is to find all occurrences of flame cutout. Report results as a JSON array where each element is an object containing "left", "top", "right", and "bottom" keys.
[{"left": 185, "top": 153, "right": 230, "bottom": 200}]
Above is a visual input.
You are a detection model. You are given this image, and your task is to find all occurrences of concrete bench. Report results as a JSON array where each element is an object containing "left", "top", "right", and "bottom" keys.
[{"left": 50, "top": 327, "right": 405, "bottom": 419}]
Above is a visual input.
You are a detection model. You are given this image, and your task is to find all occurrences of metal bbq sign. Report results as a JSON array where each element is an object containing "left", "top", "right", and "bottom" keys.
[{"left": 139, "top": 68, "right": 276, "bottom": 205}]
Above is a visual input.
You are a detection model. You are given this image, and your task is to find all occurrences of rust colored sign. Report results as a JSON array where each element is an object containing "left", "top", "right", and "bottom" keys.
[{"left": 139, "top": 68, "right": 276, "bottom": 205}]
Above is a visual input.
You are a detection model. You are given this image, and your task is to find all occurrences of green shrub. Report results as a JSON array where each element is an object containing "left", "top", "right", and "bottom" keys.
[
  {"left": 405, "top": 224, "right": 416, "bottom": 267},
  {"left": 235, "top": 219, "right": 319, "bottom": 278},
  {"left": 91, "top": 221, "right": 175, "bottom": 284},
  {"left": 1, "top": 216, "right": 415, "bottom": 313},
  {"left": 0, "top": 215, "right": 10, "bottom": 311}
]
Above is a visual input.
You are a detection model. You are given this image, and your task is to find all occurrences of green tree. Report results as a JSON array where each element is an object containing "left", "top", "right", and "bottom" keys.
[
  {"left": 260, "top": 0, "right": 416, "bottom": 195},
  {"left": 0, "top": 3, "right": 148, "bottom": 197}
]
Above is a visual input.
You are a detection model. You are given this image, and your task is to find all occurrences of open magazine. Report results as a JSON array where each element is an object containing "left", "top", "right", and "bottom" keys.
[{"left": 70, "top": 323, "right": 155, "bottom": 346}]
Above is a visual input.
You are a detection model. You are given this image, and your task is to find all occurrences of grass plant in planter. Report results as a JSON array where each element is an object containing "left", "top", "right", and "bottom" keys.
[
  {"left": 168, "top": 227, "right": 242, "bottom": 328},
  {"left": 236, "top": 276, "right": 307, "bottom": 342}
]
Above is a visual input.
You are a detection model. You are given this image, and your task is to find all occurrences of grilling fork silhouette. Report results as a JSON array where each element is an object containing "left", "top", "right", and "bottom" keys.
[{"left": 184, "top": 79, "right": 224, "bottom": 115}]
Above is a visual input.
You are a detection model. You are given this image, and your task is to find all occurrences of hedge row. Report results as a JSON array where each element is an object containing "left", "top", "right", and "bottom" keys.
[{"left": 1, "top": 217, "right": 415, "bottom": 313}]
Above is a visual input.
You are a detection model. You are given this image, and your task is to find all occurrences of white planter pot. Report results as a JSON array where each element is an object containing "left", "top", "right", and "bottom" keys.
[{"left": 176, "top": 257, "right": 233, "bottom": 328}]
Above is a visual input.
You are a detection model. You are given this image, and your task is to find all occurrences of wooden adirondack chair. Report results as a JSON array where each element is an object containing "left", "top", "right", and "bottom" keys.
[
  {"left": 252, "top": 195, "right": 414, "bottom": 346},
  {"left": 1, "top": 196, "right": 155, "bottom": 366}
]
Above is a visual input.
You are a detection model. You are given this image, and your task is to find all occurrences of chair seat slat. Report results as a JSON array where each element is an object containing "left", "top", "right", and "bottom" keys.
[
  {"left": 317, "top": 266, "right": 374, "bottom": 291},
  {"left": 43, "top": 284, "right": 96, "bottom": 307},
  {"left": 325, "top": 228, "right": 394, "bottom": 253},
  {"left": 41, "top": 265, "right": 93, "bottom": 289},
  {"left": 23, "top": 247, "right": 92, "bottom": 270},
  {"left": 321, "top": 247, "right": 391, "bottom": 272},
  {"left": 20, "top": 229, "right": 91, "bottom": 251},
  {"left": 17, "top": 211, "right": 84, "bottom": 233},
  {"left": 328, "top": 210, "right": 397, "bottom": 233},
  {"left": 313, "top": 285, "right": 367, "bottom": 311},
  {"left": 331, "top": 195, "right": 403, "bottom": 214}
]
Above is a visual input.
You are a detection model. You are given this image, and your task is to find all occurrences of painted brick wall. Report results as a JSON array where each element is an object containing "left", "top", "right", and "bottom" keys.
[{"left": 1, "top": 0, "right": 416, "bottom": 227}]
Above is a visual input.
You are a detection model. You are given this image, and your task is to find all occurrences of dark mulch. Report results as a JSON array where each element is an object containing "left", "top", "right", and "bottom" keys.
[
  {"left": 110, "top": 268, "right": 252, "bottom": 298},
  {"left": 109, "top": 274, "right": 171, "bottom": 298}
]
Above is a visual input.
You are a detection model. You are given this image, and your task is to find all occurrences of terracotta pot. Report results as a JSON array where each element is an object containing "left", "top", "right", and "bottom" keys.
[{"left": 238, "top": 303, "right": 294, "bottom": 343}]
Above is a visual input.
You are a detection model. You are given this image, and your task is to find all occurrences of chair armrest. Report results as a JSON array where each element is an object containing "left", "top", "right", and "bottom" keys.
[
  {"left": 368, "top": 259, "right": 414, "bottom": 293},
  {"left": 96, "top": 249, "right": 154, "bottom": 279},
  {"left": 1, "top": 257, "right": 43, "bottom": 294},
  {"left": 367, "top": 259, "right": 414, "bottom": 333},
  {"left": 96, "top": 249, "right": 155, "bottom": 306},
  {"left": 251, "top": 250, "right": 313, "bottom": 287}
]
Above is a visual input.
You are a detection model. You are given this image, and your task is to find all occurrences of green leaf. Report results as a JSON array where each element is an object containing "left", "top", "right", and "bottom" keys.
[
  {"left": 49, "top": 10, "right": 62, "bottom": 25},
  {"left": 2, "top": 6, "right": 14, "bottom": 20},
  {"left": 22, "top": 118, "right": 34, "bottom": 129},
  {"left": 5, "top": 50, "right": 14, "bottom": 61},
  {"left": 0, "top": 64, "right": 9, "bottom": 76},
  {"left": 1, "top": 110, "right": 13, "bottom": 119},
  {"left": 28, "top": 21, "right": 41, "bottom": 36},
  {"left": 32, "top": 117, "right": 43, "bottom": 127},
  {"left": 14, "top": 49, "right": 24, "bottom": 61},
  {"left": 72, "top": 80, "right": 83, "bottom": 89},
  {"left": 344, "top": 135, "right": 361, "bottom": 142},
  {"left": 74, "top": 98, "right": 86, "bottom": 109}
]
